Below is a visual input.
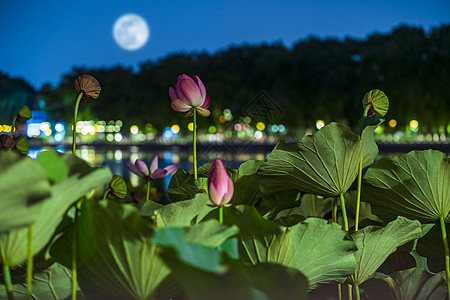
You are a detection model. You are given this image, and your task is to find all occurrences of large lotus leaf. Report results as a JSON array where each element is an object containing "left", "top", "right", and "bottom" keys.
[
  {"left": 0, "top": 263, "right": 73, "bottom": 300},
  {"left": 362, "top": 150, "right": 450, "bottom": 223},
  {"left": 35, "top": 150, "right": 68, "bottom": 182},
  {"left": 0, "top": 154, "right": 111, "bottom": 267},
  {"left": 351, "top": 216, "right": 423, "bottom": 286},
  {"left": 155, "top": 229, "right": 308, "bottom": 300},
  {"left": 384, "top": 267, "right": 447, "bottom": 300},
  {"left": 232, "top": 160, "right": 265, "bottom": 206},
  {"left": 258, "top": 122, "right": 379, "bottom": 197},
  {"left": 154, "top": 193, "right": 215, "bottom": 227},
  {"left": 221, "top": 205, "right": 357, "bottom": 289},
  {"left": 0, "top": 152, "right": 50, "bottom": 233},
  {"left": 416, "top": 222, "right": 448, "bottom": 272},
  {"left": 52, "top": 200, "right": 180, "bottom": 300},
  {"left": 167, "top": 168, "right": 199, "bottom": 201}
]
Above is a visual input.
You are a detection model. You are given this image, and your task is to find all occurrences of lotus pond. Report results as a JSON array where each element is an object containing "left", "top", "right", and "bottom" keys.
[{"left": 1, "top": 75, "right": 449, "bottom": 300}]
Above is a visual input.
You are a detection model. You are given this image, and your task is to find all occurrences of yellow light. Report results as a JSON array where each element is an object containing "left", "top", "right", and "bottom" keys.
[
  {"left": 256, "top": 122, "right": 265, "bottom": 131},
  {"left": 0, "top": 126, "right": 2, "bottom": 133},
  {"left": 44, "top": 129, "right": 52, "bottom": 136},
  {"left": 171, "top": 124, "right": 180, "bottom": 134},
  {"left": 389, "top": 119, "right": 397, "bottom": 128},
  {"left": 130, "top": 125, "right": 139, "bottom": 135},
  {"left": 219, "top": 115, "right": 227, "bottom": 123},
  {"left": 188, "top": 122, "right": 194, "bottom": 131},
  {"left": 410, "top": 120, "right": 419, "bottom": 129},
  {"left": 316, "top": 120, "right": 325, "bottom": 130}
]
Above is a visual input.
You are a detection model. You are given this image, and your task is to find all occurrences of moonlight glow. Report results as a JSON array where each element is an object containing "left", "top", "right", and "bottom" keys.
[{"left": 113, "top": 14, "right": 149, "bottom": 51}]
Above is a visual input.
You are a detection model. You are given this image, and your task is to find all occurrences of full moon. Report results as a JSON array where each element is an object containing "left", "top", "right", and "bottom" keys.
[{"left": 113, "top": 14, "right": 150, "bottom": 51}]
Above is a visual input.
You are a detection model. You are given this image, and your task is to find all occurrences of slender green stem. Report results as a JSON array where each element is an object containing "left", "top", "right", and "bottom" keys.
[
  {"left": 11, "top": 116, "right": 17, "bottom": 140},
  {"left": 363, "top": 105, "right": 370, "bottom": 117},
  {"left": 440, "top": 217, "right": 450, "bottom": 298},
  {"left": 193, "top": 108, "right": 198, "bottom": 181},
  {"left": 102, "top": 188, "right": 110, "bottom": 202},
  {"left": 146, "top": 180, "right": 151, "bottom": 202},
  {"left": 354, "top": 285, "right": 360, "bottom": 300},
  {"left": 3, "top": 264, "right": 14, "bottom": 300},
  {"left": 26, "top": 225, "right": 34, "bottom": 299},
  {"left": 219, "top": 206, "right": 224, "bottom": 224},
  {"left": 338, "top": 284, "right": 342, "bottom": 300},
  {"left": 72, "top": 92, "right": 84, "bottom": 154},
  {"left": 311, "top": 194, "right": 316, "bottom": 217},
  {"left": 340, "top": 193, "right": 349, "bottom": 231},
  {"left": 355, "top": 154, "right": 363, "bottom": 232},
  {"left": 348, "top": 284, "right": 353, "bottom": 300},
  {"left": 333, "top": 198, "right": 338, "bottom": 224},
  {"left": 72, "top": 208, "right": 78, "bottom": 300}
]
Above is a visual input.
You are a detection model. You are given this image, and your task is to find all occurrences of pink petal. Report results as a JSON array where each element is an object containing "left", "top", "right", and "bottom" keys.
[
  {"left": 180, "top": 78, "right": 203, "bottom": 107},
  {"left": 192, "top": 75, "right": 206, "bottom": 100},
  {"left": 171, "top": 99, "right": 192, "bottom": 112},
  {"left": 201, "top": 93, "right": 210, "bottom": 109},
  {"left": 196, "top": 108, "right": 211, "bottom": 117},
  {"left": 208, "top": 184, "right": 221, "bottom": 206},
  {"left": 164, "top": 165, "right": 178, "bottom": 175},
  {"left": 221, "top": 177, "right": 234, "bottom": 206},
  {"left": 175, "top": 75, "right": 192, "bottom": 102},
  {"left": 208, "top": 159, "right": 228, "bottom": 199},
  {"left": 151, "top": 168, "right": 168, "bottom": 179},
  {"left": 150, "top": 156, "right": 158, "bottom": 174},
  {"left": 124, "top": 162, "right": 145, "bottom": 177},
  {"left": 169, "top": 87, "right": 178, "bottom": 101},
  {"left": 135, "top": 159, "right": 149, "bottom": 176}
]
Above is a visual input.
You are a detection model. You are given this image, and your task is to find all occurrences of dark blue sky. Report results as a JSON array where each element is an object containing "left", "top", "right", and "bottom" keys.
[{"left": 0, "top": 0, "right": 448, "bottom": 89}]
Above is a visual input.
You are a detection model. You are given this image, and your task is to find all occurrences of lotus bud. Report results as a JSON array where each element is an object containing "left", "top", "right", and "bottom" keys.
[
  {"left": 207, "top": 159, "right": 234, "bottom": 207},
  {"left": 75, "top": 74, "right": 101, "bottom": 101},
  {"left": 362, "top": 89, "right": 389, "bottom": 117},
  {"left": 169, "top": 74, "right": 211, "bottom": 117}
]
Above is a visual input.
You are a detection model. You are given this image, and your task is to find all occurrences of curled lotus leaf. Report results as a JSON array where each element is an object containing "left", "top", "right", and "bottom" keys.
[{"left": 362, "top": 89, "right": 389, "bottom": 116}]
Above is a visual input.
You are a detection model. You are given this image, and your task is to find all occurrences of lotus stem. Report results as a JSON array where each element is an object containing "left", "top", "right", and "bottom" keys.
[
  {"left": 10, "top": 116, "right": 17, "bottom": 140},
  {"left": 102, "top": 188, "right": 110, "bottom": 202},
  {"left": 333, "top": 198, "right": 338, "bottom": 224},
  {"left": 355, "top": 154, "right": 363, "bottom": 231},
  {"left": 311, "top": 194, "right": 316, "bottom": 217},
  {"left": 72, "top": 209, "right": 78, "bottom": 300},
  {"left": 348, "top": 284, "right": 353, "bottom": 300},
  {"left": 193, "top": 108, "right": 198, "bottom": 181},
  {"left": 338, "top": 284, "right": 342, "bottom": 300},
  {"left": 363, "top": 105, "right": 370, "bottom": 117},
  {"left": 3, "top": 264, "right": 14, "bottom": 300},
  {"left": 146, "top": 180, "right": 151, "bottom": 202},
  {"left": 440, "top": 217, "right": 450, "bottom": 298},
  {"left": 26, "top": 225, "right": 34, "bottom": 299},
  {"left": 340, "top": 193, "right": 349, "bottom": 231},
  {"left": 219, "top": 206, "right": 224, "bottom": 224},
  {"left": 72, "top": 92, "right": 84, "bottom": 155},
  {"left": 355, "top": 285, "right": 361, "bottom": 300}
]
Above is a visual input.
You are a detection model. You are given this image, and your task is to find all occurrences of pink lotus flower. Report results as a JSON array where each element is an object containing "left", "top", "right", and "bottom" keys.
[
  {"left": 124, "top": 156, "right": 177, "bottom": 180},
  {"left": 169, "top": 74, "right": 211, "bottom": 117},
  {"left": 207, "top": 159, "right": 234, "bottom": 207}
]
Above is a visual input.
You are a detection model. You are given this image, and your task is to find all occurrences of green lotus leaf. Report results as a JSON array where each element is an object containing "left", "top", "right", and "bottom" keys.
[
  {"left": 362, "top": 89, "right": 389, "bottom": 116},
  {"left": 52, "top": 200, "right": 181, "bottom": 300},
  {"left": 362, "top": 150, "right": 450, "bottom": 223},
  {"left": 232, "top": 160, "right": 265, "bottom": 206},
  {"left": 351, "top": 216, "right": 423, "bottom": 286},
  {"left": 109, "top": 174, "right": 127, "bottom": 198},
  {"left": 384, "top": 267, "right": 447, "bottom": 300},
  {"left": 35, "top": 150, "right": 68, "bottom": 182},
  {"left": 167, "top": 168, "right": 200, "bottom": 201},
  {"left": 416, "top": 222, "right": 449, "bottom": 273},
  {"left": 154, "top": 193, "right": 215, "bottom": 227},
  {"left": 221, "top": 205, "right": 357, "bottom": 289},
  {"left": 0, "top": 152, "right": 50, "bottom": 233},
  {"left": 17, "top": 105, "right": 32, "bottom": 121},
  {"left": 258, "top": 122, "right": 379, "bottom": 197},
  {"left": 0, "top": 153, "right": 111, "bottom": 267},
  {"left": 14, "top": 137, "right": 29, "bottom": 155}
]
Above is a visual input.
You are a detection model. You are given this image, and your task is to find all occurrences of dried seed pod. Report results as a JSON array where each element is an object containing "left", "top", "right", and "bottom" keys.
[
  {"left": 75, "top": 74, "right": 101, "bottom": 101},
  {"left": 0, "top": 134, "right": 16, "bottom": 149}
]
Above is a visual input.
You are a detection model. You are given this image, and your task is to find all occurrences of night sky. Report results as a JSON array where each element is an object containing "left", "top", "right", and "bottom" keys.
[{"left": 0, "top": 0, "right": 448, "bottom": 90}]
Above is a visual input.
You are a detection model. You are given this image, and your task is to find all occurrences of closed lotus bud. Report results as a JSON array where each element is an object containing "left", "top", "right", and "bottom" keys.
[
  {"left": 207, "top": 159, "right": 234, "bottom": 207},
  {"left": 362, "top": 89, "right": 389, "bottom": 116},
  {"left": 75, "top": 74, "right": 101, "bottom": 101}
]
